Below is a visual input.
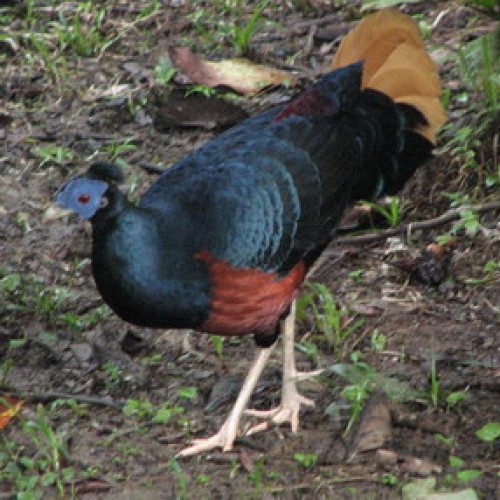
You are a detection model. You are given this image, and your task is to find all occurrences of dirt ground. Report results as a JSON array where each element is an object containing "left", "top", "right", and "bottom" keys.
[{"left": 1, "top": 1, "right": 499, "bottom": 498}]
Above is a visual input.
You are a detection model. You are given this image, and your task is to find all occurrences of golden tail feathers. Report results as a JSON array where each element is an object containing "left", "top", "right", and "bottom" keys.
[{"left": 331, "top": 9, "right": 447, "bottom": 144}]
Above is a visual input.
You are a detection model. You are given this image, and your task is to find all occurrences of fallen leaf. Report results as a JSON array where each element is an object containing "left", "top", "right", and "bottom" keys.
[
  {"left": 169, "top": 47, "right": 297, "bottom": 95},
  {"left": 0, "top": 395, "right": 23, "bottom": 429},
  {"left": 151, "top": 88, "right": 249, "bottom": 131},
  {"left": 82, "top": 84, "right": 132, "bottom": 103},
  {"left": 402, "top": 455, "right": 442, "bottom": 476},
  {"left": 351, "top": 392, "right": 391, "bottom": 453},
  {"left": 403, "top": 477, "right": 478, "bottom": 500}
]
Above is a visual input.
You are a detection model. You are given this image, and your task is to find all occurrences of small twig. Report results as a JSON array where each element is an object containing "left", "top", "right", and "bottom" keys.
[
  {"left": 138, "top": 161, "right": 165, "bottom": 175},
  {"left": 333, "top": 201, "right": 500, "bottom": 246},
  {"left": 0, "top": 386, "right": 123, "bottom": 408}
]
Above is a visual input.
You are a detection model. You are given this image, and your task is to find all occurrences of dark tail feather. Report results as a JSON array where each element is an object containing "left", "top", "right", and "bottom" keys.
[{"left": 348, "top": 89, "right": 435, "bottom": 201}]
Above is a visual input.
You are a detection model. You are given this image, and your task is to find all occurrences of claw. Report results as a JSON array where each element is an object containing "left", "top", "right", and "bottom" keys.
[
  {"left": 245, "top": 382, "right": 315, "bottom": 435},
  {"left": 176, "top": 420, "right": 239, "bottom": 457},
  {"left": 244, "top": 303, "right": 322, "bottom": 437},
  {"left": 176, "top": 345, "right": 275, "bottom": 458}
]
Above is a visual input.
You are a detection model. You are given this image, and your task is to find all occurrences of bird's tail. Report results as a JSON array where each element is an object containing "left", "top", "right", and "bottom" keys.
[{"left": 331, "top": 9, "right": 446, "bottom": 145}]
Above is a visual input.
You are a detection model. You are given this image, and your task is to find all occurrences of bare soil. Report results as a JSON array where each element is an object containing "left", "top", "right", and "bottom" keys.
[{"left": 1, "top": 1, "right": 499, "bottom": 498}]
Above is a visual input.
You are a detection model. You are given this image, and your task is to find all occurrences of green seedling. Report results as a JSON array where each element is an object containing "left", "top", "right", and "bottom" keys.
[
  {"left": 381, "top": 473, "right": 399, "bottom": 486},
  {"left": 370, "top": 329, "right": 387, "bottom": 352},
  {"left": 465, "top": 260, "right": 500, "bottom": 285},
  {"left": 446, "top": 390, "right": 469, "bottom": 407},
  {"left": 298, "top": 283, "right": 364, "bottom": 357},
  {"left": 452, "top": 209, "right": 481, "bottom": 237},
  {"left": 185, "top": 84, "right": 218, "bottom": 97},
  {"left": 177, "top": 387, "right": 198, "bottom": 401},
  {"left": 293, "top": 453, "right": 318, "bottom": 468},
  {"left": 428, "top": 356, "right": 440, "bottom": 408},
  {"left": 476, "top": 422, "right": 500, "bottom": 450},
  {"left": 54, "top": 4, "right": 107, "bottom": 57},
  {"left": 210, "top": 335, "right": 225, "bottom": 357},
  {"left": 196, "top": 474, "right": 210, "bottom": 484},
  {"left": 137, "top": 0, "right": 162, "bottom": 19},
  {"left": 122, "top": 399, "right": 184, "bottom": 424},
  {"left": 187, "top": 0, "right": 271, "bottom": 54},
  {"left": 441, "top": 193, "right": 482, "bottom": 238},
  {"left": 60, "top": 305, "right": 109, "bottom": 331},
  {"left": 102, "top": 361, "right": 124, "bottom": 390},
  {"left": 154, "top": 59, "right": 177, "bottom": 84},
  {"left": 102, "top": 137, "right": 137, "bottom": 170},
  {"left": 456, "top": 469, "right": 483, "bottom": 483},
  {"left": 364, "top": 196, "right": 407, "bottom": 227},
  {"left": 434, "top": 433, "right": 456, "bottom": 449},
  {"left": 296, "top": 341, "right": 319, "bottom": 364},
  {"left": 231, "top": 0, "right": 269, "bottom": 54},
  {"left": 328, "top": 361, "right": 375, "bottom": 434},
  {"left": 348, "top": 268, "right": 365, "bottom": 283},
  {"left": 449, "top": 455, "right": 465, "bottom": 468},
  {"left": 168, "top": 458, "right": 188, "bottom": 500},
  {"left": 3, "top": 404, "right": 76, "bottom": 498},
  {"left": 33, "top": 145, "right": 74, "bottom": 168},
  {"left": 458, "top": 32, "right": 498, "bottom": 115}
]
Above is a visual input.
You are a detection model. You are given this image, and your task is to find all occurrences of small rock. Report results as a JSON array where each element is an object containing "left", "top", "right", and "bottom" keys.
[{"left": 71, "top": 343, "right": 94, "bottom": 364}]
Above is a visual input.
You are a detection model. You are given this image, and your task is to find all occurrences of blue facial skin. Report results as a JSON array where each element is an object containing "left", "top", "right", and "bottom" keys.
[{"left": 56, "top": 178, "right": 109, "bottom": 220}]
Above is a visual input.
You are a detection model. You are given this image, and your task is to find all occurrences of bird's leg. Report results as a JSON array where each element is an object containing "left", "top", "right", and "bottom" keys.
[
  {"left": 176, "top": 343, "right": 276, "bottom": 457},
  {"left": 245, "top": 301, "right": 323, "bottom": 434}
]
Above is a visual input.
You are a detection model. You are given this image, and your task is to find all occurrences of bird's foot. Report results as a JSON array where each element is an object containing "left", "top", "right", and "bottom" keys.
[
  {"left": 244, "top": 369, "right": 322, "bottom": 435},
  {"left": 176, "top": 418, "right": 239, "bottom": 457}
]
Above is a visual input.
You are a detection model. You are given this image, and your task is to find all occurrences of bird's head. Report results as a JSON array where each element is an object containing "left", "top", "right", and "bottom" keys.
[{"left": 55, "top": 162, "right": 125, "bottom": 220}]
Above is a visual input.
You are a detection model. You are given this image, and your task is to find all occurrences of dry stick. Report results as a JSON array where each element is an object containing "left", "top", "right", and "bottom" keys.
[
  {"left": 332, "top": 201, "right": 500, "bottom": 246},
  {"left": 0, "top": 386, "right": 123, "bottom": 408}
]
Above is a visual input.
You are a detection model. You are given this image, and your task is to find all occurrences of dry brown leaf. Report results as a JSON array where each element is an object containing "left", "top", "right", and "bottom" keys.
[
  {"left": 169, "top": 47, "right": 297, "bottom": 95},
  {"left": 0, "top": 395, "right": 23, "bottom": 429},
  {"left": 351, "top": 393, "right": 391, "bottom": 453}
]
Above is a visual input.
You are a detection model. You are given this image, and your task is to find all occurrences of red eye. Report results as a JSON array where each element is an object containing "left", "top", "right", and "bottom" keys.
[{"left": 78, "top": 193, "right": 91, "bottom": 204}]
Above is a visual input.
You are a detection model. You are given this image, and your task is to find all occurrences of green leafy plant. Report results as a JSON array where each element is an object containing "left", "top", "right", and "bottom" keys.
[
  {"left": 154, "top": 58, "right": 177, "bottom": 84},
  {"left": 370, "top": 329, "right": 387, "bottom": 352},
  {"left": 122, "top": 399, "right": 184, "bottom": 424},
  {"left": 33, "top": 145, "right": 74, "bottom": 168},
  {"left": 177, "top": 387, "right": 198, "bottom": 401},
  {"left": 293, "top": 453, "right": 318, "bottom": 468},
  {"left": 364, "top": 197, "right": 407, "bottom": 227},
  {"left": 441, "top": 193, "right": 482, "bottom": 238},
  {"left": 434, "top": 432, "right": 456, "bottom": 449},
  {"left": 210, "top": 335, "right": 225, "bottom": 357},
  {"left": 168, "top": 458, "right": 189, "bottom": 500},
  {"left": 1, "top": 404, "right": 75, "bottom": 498},
  {"left": 458, "top": 32, "right": 499, "bottom": 115},
  {"left": 296, "top": 340, "right": 319, "bottom": 364},
  {"left": 102, "top": 137, "right": 137, "bottom": 170},
  {"left": 476, "top": 422, "right": 500, "bottom": 447},
  {"left": 187, "top": 0, "right": 271, "bottom": 54},
  {"left": 428, "top": 356, "right": 441, "bottom": 408},
  {"left": 446, "top": 390, "right": 469, "bottom": 407},
  {"left": 348, "top": 269, "right": 365, "bottom": 283},
  {"left": 444, "top": 125, "right": 481, "bottom": 171},
  {"left": 452, "top": 208, "right": 481, "bottom": 237},
  {"left": 231, "top": 0, "right": 269, "bottom": 54},
  {"left": 60, "top": 305, "right": 109, "bottom": 331},
  {"left": 465, "top": 260, "right": 500, "bottom": 285},
  {"left": 102, "top": 361, "right": 124, "bottom": 390},
  {"left": 381, "top": 473, "right": 399, "bottom": 486},
  {"left": 298, "top": 283, "right": 364, "bottom": 357},
  {"left": 185, "top": 84, "right": 218, "bottom": 97},
  {"left": 54, "top": 3, "right": 107, "bottom": 57},
  {"left": 328, "top": 361, "right": 375, "bottom": 434}
]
